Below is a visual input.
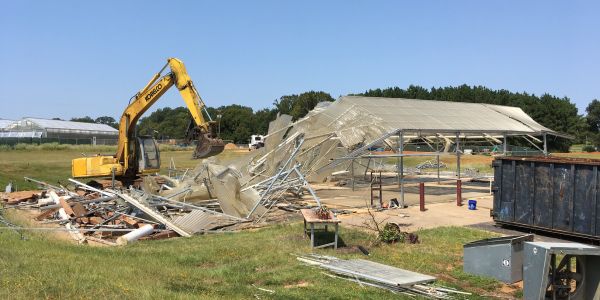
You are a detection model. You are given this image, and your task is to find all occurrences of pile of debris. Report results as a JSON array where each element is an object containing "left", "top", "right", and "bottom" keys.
[
  {"left": 415, "top": 159, "right": 447, "bottom": 170},
  {"left": 1, "top": 176, "right": 252, "bottom": 245},
  {"left": 0, "top": 141, "right": 326, "bottom": 245}
]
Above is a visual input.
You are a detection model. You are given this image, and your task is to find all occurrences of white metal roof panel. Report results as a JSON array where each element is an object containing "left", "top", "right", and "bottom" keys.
[{"left": 24, "top": 118, "right": 118, "bottom": 132}]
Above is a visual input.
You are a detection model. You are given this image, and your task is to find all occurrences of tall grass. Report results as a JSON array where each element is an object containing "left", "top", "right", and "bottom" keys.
[{"left": 0, "top": 143, "right": 116, "bottom": 152}]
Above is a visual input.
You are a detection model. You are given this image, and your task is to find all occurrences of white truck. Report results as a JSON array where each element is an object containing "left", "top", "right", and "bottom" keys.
[{"left": 249, "top": 134, "right": 265, "bottom": 150}]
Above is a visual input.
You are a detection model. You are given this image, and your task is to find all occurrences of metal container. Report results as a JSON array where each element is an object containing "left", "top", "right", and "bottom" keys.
[
  {"left": 463, "top": 234, "right": 534, "bottom": 283},
  {"left": 523, "top": 242, "right": 600, "bottom": 300},
  {"left": 492, "top": 156, "right": 600, "bottom": 240}
]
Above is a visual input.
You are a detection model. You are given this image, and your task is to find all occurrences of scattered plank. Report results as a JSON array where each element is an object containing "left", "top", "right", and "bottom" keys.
[
  {"left": 35, "top": 207, "right": 59, "bottom": 221},
  {"left": 2, "top": 190, "right": 42, "bottom": 204},
  {"left": 59, "top": 198, "right": 75, "bottom": 216},
  {"left": 71, "top": 203, "right": 87, "bottom": 218}
]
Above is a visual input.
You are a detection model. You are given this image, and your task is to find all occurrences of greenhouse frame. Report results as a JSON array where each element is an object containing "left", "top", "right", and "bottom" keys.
[{"left": 0, "top": 118, "right": 118, "bottom": 145}]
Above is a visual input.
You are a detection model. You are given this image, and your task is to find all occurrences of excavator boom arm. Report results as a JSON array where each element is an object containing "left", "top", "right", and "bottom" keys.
[
  {"left": 168, "top": 58, "right": 212, "bottom": 130},
  {"left": 72, "top": 57, "right": 223, "bottom": 178}
]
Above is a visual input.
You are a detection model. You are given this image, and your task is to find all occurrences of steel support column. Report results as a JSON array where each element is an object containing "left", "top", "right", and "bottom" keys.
[
  {"left": 543, "top": 133, "right": 548, "bottom": 156},
  {"left": 399, "top": 131, "right": 405, "bottom": 207},
  {"left": 456, "top": 132, "right": 461, "bottom": 180}
]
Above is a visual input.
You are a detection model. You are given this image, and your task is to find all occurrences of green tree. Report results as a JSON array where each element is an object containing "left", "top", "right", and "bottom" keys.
[
  {"left": 586, "top": 100, "right": 600, "bottom": 132},
  {"left": 70, "top": 116, "right": 95, "bottom": 123},
  {"left": 273, "top": 91, "right": 334, "bottom": 120},
  {"left": 273, "top": 95, "right": 296, "bottom": 116},
  {"left": 215, "top": 104, "right": 256, "bottom": 144},
  {"left": 137, "top": 107, "right": 192, "bottom": 139},
  {"left": 253, "top": 108, "right": 278, "bottom": 134},
  {"left": 585, "top": 99, "right": 600, "bottom": 146},
  {"left": 95, "top": 116, "right": 118, "bottom": 129}
]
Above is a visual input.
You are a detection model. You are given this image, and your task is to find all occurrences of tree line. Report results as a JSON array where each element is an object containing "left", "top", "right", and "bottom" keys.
[
  {"left": 136, "top": 91, "right": 334, "bottom": 143},
  {"left": 68, "top": 85, "right": 599, "bottom": 151}
]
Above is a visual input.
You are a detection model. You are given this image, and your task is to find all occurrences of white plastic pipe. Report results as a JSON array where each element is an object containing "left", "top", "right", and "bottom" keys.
[
  {"left": 116, "top": 224, "right": 154, "bottom": 245},
  {"left": 49, "top": 191, "right": 61, "bottom": 204},
  {"left": 58, "top": 208, "right": 70, "bottom": 220},
  {"left": 37, "top": 197, "right": 54, "bottom": 206}
]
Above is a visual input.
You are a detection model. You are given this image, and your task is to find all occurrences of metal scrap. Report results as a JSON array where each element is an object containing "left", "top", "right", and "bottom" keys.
[
  {"left": 297, "top": 254, "right": 470, "bottom": 299},
  {"left": 0, "top": 174, "right": 252, "bottom": 245}
]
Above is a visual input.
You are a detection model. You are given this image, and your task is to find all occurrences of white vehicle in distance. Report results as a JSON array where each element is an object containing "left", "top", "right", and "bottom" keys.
[{"left": 249, "top": 134, "right": 265, "bottom": 150}]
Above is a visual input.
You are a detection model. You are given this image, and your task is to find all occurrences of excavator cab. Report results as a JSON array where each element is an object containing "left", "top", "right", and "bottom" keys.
[{"left": 136, "top": 136, "right": 160, "bottom": 173}]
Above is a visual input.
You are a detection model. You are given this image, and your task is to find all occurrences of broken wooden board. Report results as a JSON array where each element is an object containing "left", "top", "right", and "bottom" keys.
[
  {"left": 59, "top": 198, "right": 75, "bottom": 216},
  {"left": 2, "top": 190, "right": 42, "bottom": 204},
  {"left": 35, "top": 207, "right": 59, "bottom": 221},
  {"left": 71, "top": 203, "right": 87, "bottom": 218}
]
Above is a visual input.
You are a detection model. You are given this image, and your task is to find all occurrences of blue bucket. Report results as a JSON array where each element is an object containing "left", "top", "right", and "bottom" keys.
[{"left": 468, "top": 200, "right": 477, "bottom": 210}]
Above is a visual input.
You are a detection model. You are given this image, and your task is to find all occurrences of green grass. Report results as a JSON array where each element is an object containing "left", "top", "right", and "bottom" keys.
[
  {"left": 384, "top": 155, "right": 494, "bottom": 174},
  {"left": 569, "top": 144, "right": 584, "bottom": 152},
  {"left": 0, "top": 220, "right": 501, "bottom": 299},
  {"left": 554, "top": 152, "right": 600, "bottom": 159},
  {"left": 0, "top": 148, "right": 242, "bottom": 190}
]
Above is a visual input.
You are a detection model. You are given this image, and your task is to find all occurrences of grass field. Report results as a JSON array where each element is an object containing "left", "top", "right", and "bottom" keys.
[
  {"left": 0, "top": 146, "right": 243, "bottom": 190},
  {"left": 0, "top": 146, "right": 515, "bottom": 298},
  {"left": 554, "top": 152, "right": 600, "bottom": 159},
  {"left": 0, "top": 220, "right": 502, "bottom": 299},
  {"left": 385, "top": 155, "right": 495, "bottom": 174}
]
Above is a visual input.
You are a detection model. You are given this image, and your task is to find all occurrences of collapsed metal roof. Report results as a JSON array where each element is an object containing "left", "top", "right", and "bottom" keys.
[
  {"left": 301, "top": 96, "right": 553, "bottom": 135},
  {"left": 287, "top": 96, "right": 563, "bottom": 149},
  {"left": 247, "top": 96, "right": 563, "bottom": 183}
]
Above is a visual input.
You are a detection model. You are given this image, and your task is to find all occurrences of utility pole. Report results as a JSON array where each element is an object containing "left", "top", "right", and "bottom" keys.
[{"left": 217, "top": 113, "right": 222, "bottom": 135}]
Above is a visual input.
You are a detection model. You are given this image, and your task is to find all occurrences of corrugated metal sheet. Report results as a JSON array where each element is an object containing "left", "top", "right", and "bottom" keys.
[
  {"left": 320, "top": 258, "right": 436, "bottom": 287},
  {"left": 172, "top": 209, "right": 237, "bottom": 233}
]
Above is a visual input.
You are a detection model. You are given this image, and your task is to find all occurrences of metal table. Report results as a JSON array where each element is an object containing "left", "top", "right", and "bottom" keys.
[{"left": 301, "top": 209, "right": 340, "bottom": 249}]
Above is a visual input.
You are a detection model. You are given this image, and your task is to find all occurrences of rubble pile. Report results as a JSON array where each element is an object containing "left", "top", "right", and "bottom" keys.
[{"left": 0, "top": 176, "right": 255, "bottom": 245}]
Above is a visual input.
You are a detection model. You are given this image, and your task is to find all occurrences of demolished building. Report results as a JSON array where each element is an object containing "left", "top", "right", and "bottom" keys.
[{"left": 1, "top": 96, "right": 564, "bottom": 244}]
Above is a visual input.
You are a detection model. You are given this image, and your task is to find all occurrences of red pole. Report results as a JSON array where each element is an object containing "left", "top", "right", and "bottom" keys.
[
  {"left": 419, "top": 182, "right": 426, "bottom": 211},
  {"left": 457, "top": 179, "right": 462, "bottom": 206}
]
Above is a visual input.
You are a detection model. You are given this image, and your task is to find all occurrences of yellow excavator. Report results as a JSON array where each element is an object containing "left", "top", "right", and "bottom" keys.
[{"left": 72, "top": 58, "right": 224, "bottom": 178}]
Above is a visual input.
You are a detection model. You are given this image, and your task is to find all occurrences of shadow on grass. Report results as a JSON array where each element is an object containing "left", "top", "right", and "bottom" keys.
[{"left": 304, "top": 227, "right": 348, "bottom": 248}]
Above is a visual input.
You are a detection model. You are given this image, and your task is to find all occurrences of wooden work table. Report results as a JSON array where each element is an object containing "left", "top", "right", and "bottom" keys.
[{"left": 300, "top": 209, "right": 340, "bottom": 249}]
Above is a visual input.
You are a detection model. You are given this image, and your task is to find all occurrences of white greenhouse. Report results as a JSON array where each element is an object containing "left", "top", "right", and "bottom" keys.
[{"left": 0, "top": 118, "right": 118, "bottom": 145}]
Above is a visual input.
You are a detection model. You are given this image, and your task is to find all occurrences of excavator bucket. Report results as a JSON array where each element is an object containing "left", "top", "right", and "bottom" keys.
[{"left": 193, "top": 133, "right": 225, "bottom": 159}]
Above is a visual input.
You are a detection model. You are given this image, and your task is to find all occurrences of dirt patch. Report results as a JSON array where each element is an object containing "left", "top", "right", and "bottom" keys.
[
  {"left": 284, "top": 281, "right": 311, "bottom": 288},
  {"left": 4, "top": 208, "right": 76, "bottom": 243},
  {"left": 500, "top": 285, "right": 518, "bottom": 294}
]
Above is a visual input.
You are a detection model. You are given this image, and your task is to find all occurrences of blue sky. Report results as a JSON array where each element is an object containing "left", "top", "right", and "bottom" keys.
[{"left": 1, "top": 1, "right": 598, "bottom": 120}]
